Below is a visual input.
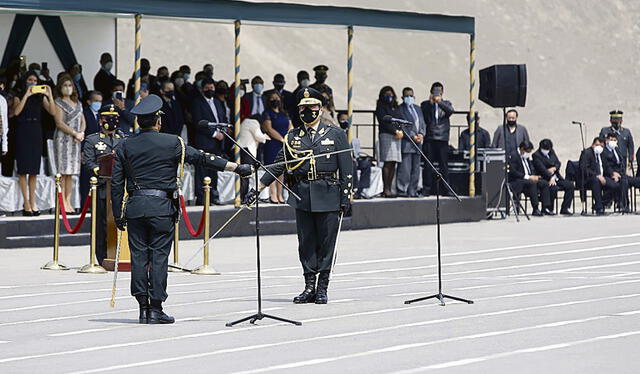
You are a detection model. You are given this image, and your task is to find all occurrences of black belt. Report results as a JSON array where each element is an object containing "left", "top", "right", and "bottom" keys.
[
  {"left": 294, "top": 172, "right": 337, "bottom": 183},
  {"left": 130, "top": 189, "right": 174, "bottom": 199}
]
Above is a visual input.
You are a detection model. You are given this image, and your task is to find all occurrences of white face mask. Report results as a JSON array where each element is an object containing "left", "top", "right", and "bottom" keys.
[
  {"left": 607, "top": 140, "right": 618, "bottom": 149},
  {"left": 522, "top": 152, "right": 531, "bottom": 159},
  {"left": 541, "top": 149, "right": 550, "bottom": 157},
  {"left": 61, "top": 86, "right": 73, "bottom": 96},
  {"left": 594, "top": 145, "right": 604, "bottom": 155}
]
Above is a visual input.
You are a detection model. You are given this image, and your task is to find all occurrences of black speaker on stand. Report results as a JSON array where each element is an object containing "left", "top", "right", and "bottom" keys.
[{"left": 479, "top": 64, "right": 527, "bottom": 220}]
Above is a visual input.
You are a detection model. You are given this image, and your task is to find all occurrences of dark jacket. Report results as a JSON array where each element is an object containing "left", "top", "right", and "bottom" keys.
[
  {"left": 579, "top": 147, "right": 612, "bottom": 180},
  {"left": 264, "top": 88, "right": 295, "bottom": 112},
  {"left": 458, "top": 126, "right": 491, "bottom": 151},
  {"left": 83, "top": 104, "right": 101, "bottom": 136},
  {"left": 93, "top": 69, "right": 117, "bottom": 97},
  {"left": 191, "top": 95, "right": 227, "bottom": 154},
  {"left": 398, "top": 103, "right": 426, "bottom": 154},
  {"left": 599, "top": 126, "right": 634, "bottom": 162},
  {"left": 532, "top": 149, "right": 564, "bottom": 181},
  {"left": 111, "top": 129, "right": 228, "bottom": 220},
  {"left": 420, "top": 99, "right": 454, "bottom": 142},
  {"left": 375, "top": 101, "right": 402, "bottom": 135},
  {"left": 508, "top": 150, "right": 536, "bottom": 181},
  {"left": 82, "top": 131, "right": 123, "bottom": 193},
  {"left": 160, "top": 96, "right": 185, "bottom": 136},
  {"left": 602, "top": 146, "right": 625, "bottom": 175},
  {"left": 261, "top": 121, "right": 353, "bottom": 212},
  {"left": 491, "top": 123, "right": 530, "bottom": 152}
]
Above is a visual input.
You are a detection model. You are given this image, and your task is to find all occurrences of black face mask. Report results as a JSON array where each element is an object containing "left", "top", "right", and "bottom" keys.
[
  {"left": 300, "top": 107, "right": 319, "bottom": 125},
  {"left": 164, "top": 90, "right": 174, "bottom": 98},
  {"left": 269, "top": 99, "right": 280, "bottom": 108},
  {"left": 506, "top": 120, "right": 517, "bottom": 127},
  {"left": 339, "top": 120, "right": 349, "bottom": 130},
  {"left": 274, "top": 83, "right": 285, "bottom": 90},
  {"left": 102, "top": 117, "right": 119, "bottom": 131},
  {"left": 611, "top": 121, "right": 621, "bottom": 129},
  {"left": 203, "top": 90, "right": 215, "bottom": 99},
  {"left": 316, "top": 73, "right": 327, "bottom": 83}
]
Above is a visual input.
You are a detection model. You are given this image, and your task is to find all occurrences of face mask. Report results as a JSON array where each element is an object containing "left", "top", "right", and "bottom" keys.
[
  {"left": 608, "top": 140, "right": 618, "bottom": 149},
  {"left": 300, "top": 79, "right": 310, "bottom": 88},
  {"left": 403, "top": 96, "right": 414, "bottom": 105},
  {"left": 174, "top": 78, "right": 184, "bottom": 87},
  {"left": 238, "top": 89, "right": 245, "bottom": 98},
  {"left": 611, "top": 121, "right": 621, "bottom": 129},
  {"left": 384, "top": 95, "right": 393, "bottom": 103},
  {"left": 26, "top": 81, "right": 36, "bottom": 88},
  {"left": 203, "top": 90, "right": 215, "bottom": 99},
  {"left": 102, "top": 116, "right": 119, "bottom": 131},
  {"left": 103, "top": 62, "right": 113, "bottom": 72},
  {"left": 339, "top": 120, "right": 349, "bottom": 130},
  {"left": 90, "top": 101, "right": 102, "bottom": 112},
  {"left": 164, "top": 90, "right": 174, "bottom": 98},
  {"left": 274, "top": 83, "right": 285, "bottom": 90},
  {"left": 183, "top": 73, "right": 190, "bottom": 81},
  {"left": 506, "top": 120, "right": 517, "bottom": 126},
  {"left": 300, "top": 107, "right": 319, "bottom": 125},
  {"left": 522, "top": 152, "right": 531, "bottom": 159},
  {"left": 541, "top": 149, "right": 550, "bottom": 157},
  {"left": 269, "top": 99, "right": 280, "bottom": 108},
  {"left": 253, "top": 83, "right": 263, "bottom": 94},
  {"left": 62, "top": 86, "right": 73, "bottom": 96},
  {"left": 316, "top": 73, "right": 327, "bottom": 83},
  {"left": 195, "top": 80, "right": 203, "bottom": 89},
  {"left": 594, "top": 145, "right": 604, "bottom": 155},
  {"left": 33, "top": 70, "right": 41, "bottom": 76}
]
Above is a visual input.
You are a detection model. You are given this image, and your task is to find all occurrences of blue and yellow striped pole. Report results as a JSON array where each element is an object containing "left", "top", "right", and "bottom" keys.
[
  {"left": 347, "top": 25, "right": 354, "bottom": 143},
  {"left": 233, "top": 20, "right": 242, "bottom": 207},
  {"left": 468, "top": 32, "right": 477, "bottom": 197},
  {"left": 133, "top": 13, "right": 142, "bottom": 130}
]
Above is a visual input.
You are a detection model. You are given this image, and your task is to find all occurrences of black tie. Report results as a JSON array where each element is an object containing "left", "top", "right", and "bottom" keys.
[{"left": 308, "top": 127, "right": 315, "bottom": 141}]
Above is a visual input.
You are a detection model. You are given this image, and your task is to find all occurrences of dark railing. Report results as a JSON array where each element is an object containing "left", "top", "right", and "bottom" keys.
[{"left": 343, "top": 109, "right": 471, "bottom": 158}]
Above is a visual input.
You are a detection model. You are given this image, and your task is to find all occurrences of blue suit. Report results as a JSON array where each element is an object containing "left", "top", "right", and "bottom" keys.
[{"left": 397, "top": 103, "right": 426, "bottom": 196}]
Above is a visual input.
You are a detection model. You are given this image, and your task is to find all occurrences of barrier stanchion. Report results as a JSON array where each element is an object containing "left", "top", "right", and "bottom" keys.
[
  {"left": 192, "top": 177, "right": 220, "bottom": 275},
  {"left": 42, "top": 174, "right": 69, "bottom": 270},
  {"left": 168, "top": 221, "right": 183, "bottom": 272},
  {"left": 78, "top": 177, "right": 107, "bottom": 274}
]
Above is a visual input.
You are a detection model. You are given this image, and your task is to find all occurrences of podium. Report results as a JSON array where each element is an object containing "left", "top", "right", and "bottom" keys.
[{"left": 97, "top": 153, "right": 131, "bottom": 272}]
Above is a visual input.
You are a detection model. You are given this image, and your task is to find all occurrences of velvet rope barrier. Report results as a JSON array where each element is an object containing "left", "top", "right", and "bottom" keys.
[
  {"left": 180, "top": 195, "right": 207, "bottom": 237},
  {"left": 58, "top": 193, "right": 91, "bottom": 234}
]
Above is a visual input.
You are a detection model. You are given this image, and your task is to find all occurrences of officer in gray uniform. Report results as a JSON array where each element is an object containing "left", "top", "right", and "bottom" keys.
[
  {"left": 81, "top": 104, "right": 123, "bottom": 265},
  {"left": 600, "top": 110, "right": 634, "bottom": 169},
  {"left": 245, "top": 87, "right": 353, "bottom": 304},
  {"left": 111, "top": 94, "right": 252, "bottom": 324}
]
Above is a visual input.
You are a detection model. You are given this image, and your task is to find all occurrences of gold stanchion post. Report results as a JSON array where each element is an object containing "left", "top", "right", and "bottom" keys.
[
  {"left": 42, "top": 174, "right": 69, "bottom": 270},
  {"left": 192, "top": 177, "right": 220, "bottom": 275},
  {"left": 168, "top": 221, "right": 183, "bottom": 272},
  {"left": 79, "top": 177, "right": 107, "bottom": 274}
]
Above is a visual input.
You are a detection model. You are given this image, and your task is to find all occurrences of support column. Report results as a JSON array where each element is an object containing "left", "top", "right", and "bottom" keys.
[
  {"left": 347, "top": 25, "right": 354, "bottom": 143},
  {"left": 233, "top": 19, "right": 242, "bottom": 207},
  {"left": 133, "top": 13, "right": 142, "bottom": 130},
  {"left": 468, "top": 32, "right": 477, "bottom": 197}
]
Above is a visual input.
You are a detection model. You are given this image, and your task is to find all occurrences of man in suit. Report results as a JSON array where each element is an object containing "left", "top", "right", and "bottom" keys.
[
  {"left": 264, "top": 73, "right": 295, "bottom": 113},
  {"left": 491, "top": 109, "right": 531, "bottom": 155},
  {"left": 159, "top": 81, "right": 184, "bottom": 136},
  {"left": 93, "top": 53, "right": 117, "bottom": 98},
  {"left": 191, "top": 77, "right": 227, "bottom": 205},
  {"left": 241, "top": 75, "right": 266, "bottom": 120},
  {"left": 508, "top": 140, "right": 554, "bottom": 216},
  {"left": 112, "top": 94, "right": 252, "bottom": 324},
  {"left": 579, "top": 137, "right": 620, "bottom": 215},
  {"left": 420, "top": 82, "right": 454, "bottom": 196},
  {"left": 83, "top": 91, "right": 103, "bottom": 136},
  {"left": 397, "top": 87, "right": 426, "bottom": 197},
  {"left": 458, "top": 112, "right": 491, "bottom": 151},
  {"left": 602, "top": 132, "right": 640, "bottom": 212},
  {"left": 532, "top": 139, "right": 575, "bottom": 215},
  {"left": 599, "top": 110, "right": 634, "bottom": 170}
]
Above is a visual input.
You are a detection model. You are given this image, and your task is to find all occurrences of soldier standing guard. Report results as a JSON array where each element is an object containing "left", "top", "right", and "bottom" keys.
[
  {"left": 599, "top": 110, "right": 634, "bottom": 169},
  {"left": 111, "top": 94, "right": 252, "bottom": 324},
  {"left": 81, "top": 104, "right": 123, "bottom": 266},
  {"left": 245, "top": 87, "right": 353, "bottom": 304}
]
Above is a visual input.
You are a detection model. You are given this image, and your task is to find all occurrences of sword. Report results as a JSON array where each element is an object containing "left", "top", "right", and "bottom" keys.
[
  {"left": 265, "top": 148, "right": 353, "bottom": 168},
  {"left": 330, "top": 211, "right": 345, "bottom": 280},
  {"left": 109, "top": 229, "right": 123, "bottom": 308}
]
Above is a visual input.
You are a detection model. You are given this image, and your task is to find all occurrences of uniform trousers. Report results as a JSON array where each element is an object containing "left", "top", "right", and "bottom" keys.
[
  {"left": 127, "top": 215, "right": 174, "bottom": 302},
  {"left": 95, "top": 189, "right": 107, "bottom": 265},
  {"left": 295, "top": 209, "right": 340, "bottom": 275}
]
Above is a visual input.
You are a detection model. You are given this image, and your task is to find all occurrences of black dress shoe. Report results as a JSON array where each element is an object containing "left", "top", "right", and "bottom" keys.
[
  {"left": 32, "top": 210, "right": 41, "bottom": 216},
  {"left": 22, "top": 210, "right": 33, "bottom": 217},
  {"left": 543, "top": 208, "right": 556, "bottom": 216},
  {"left": 293, "top": 274, "right": 316, "bottom": 304},
  {"left": 560, "top": 209, "right": 573, "bottom": 216},
  {"left": 148, "top": 309, "right": 175, "bottom": 324},
  {"left": 532, "top": 209, "right": 544, "bottom": 217}
]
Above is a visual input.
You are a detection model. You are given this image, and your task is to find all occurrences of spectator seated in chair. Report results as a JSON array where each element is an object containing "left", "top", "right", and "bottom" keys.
[
  {"left": 602, "top": 132, "right": 640, "bottom": 213},
  {"left": 532, "top": 138, "right": 575, "bottom": 215},
  {"left": 508, "top": 140, "right": 554, "bottom": 216},
  {"left": 579, "top": 137, "right": 621, "bottom": 215}
]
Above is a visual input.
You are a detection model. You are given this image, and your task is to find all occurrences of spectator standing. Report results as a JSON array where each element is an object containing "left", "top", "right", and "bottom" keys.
[
  {"left": 320, "top": 92, "right": 338, "bottom": 127},
  {"left": 0, "top": 78, "right": 8, "bottom": 157},
  {"left": 459, "top": 112, "right": 491, "bottom": 151},
  {"left": 83, "top": 91, "right": 103, "bottom": 136},
  {"left": 159, "top": 81, "right": 184, "bottom": 136},
  {"left": 264, "top": 74, "right": 295, "bottom": 113},
  {"left": 237, "top": 114, "right": 269, "bottom": 199},
  {"left": 310, "top": 65, "right": 334, "bottom": 109},
  {"left": 94, "top": 53, "right": 116, "bottom": 97},
  {"left": 11, "top": 71, "right": 56, "bottom": 216},
  {"left": 126, "top": 58, "right": 153, "bottom": 100},
  {"left": 262, "top": 91, "right": 293, "bottom": 203},
  {"left": 106, "top": 80, "right": 136, "bottom": 135},
  {"left": 69, "top": 63, "right": 88, "bottom": 102},
  {"left": 397, "top": 87, "right": 425, "bottom": 197},
  {"left": 375, "top": 86, "right": 403, "bottom": 198},
  {"left": 420, "top": 82, "right": 454, "bottom": 196},
  {"left": 241, "top": 76, "right": 265, "bottom": 120},
  {"left": 491, "top": 109, "right": 530, "bottom": 155},
  {"left": 337, "top": 111, "right": 371, "bottom": 199},
  {"left": 54, "top": 75, "right": 86, "bottom": 214},
  {"left": 599, "top": 110, "right": 634, "bottom": 170}
]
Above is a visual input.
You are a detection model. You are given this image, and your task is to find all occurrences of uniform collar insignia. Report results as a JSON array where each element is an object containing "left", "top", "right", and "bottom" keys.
[{"left": 99, "top": 133, "right": 105, "bottom": 138}]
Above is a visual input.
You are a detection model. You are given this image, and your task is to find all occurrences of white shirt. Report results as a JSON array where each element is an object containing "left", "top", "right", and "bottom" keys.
[
  {"left": 521, "top": 155, "right": 532, "bottom": 179},
  {"left": 607, "top": 144, "right": 620, "bottom": 164},
  {"left": 206, "top": 97, "right": 220, "bottom": 137},
  {"left": 596, "top": 152, "right": 604, "bottom": 176},
  {"left": 306, "top": 122, "right": 320, "bottom": 141},
  {"left": 0, "top": 94, "right": 8, "bottom": 153}
]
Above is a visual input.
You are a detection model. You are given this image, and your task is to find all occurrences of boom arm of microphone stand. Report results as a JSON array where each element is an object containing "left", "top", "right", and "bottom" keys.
[
  {"left": 399, "top": 126, "right": 461, "bottom": 202},
  {"left": 219, "top": 129, "right": 302, "bottom": 201}
]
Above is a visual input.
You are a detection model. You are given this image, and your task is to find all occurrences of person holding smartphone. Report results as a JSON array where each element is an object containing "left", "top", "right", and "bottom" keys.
[{"left": 11, "top": 71, "right": 56, "bottom": 216}]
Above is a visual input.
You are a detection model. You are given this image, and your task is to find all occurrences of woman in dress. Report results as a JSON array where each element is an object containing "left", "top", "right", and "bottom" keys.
[
  {"left": 262, "top": 91, "right": 292, "bottom": 203},
  {"left": 11, "top": 71, "right": 56, "bottom": 216},
  {"left": 375, "top": 86, "right": 403, "bottom": 198},
  {"left": 53, "top": 75, "right": 85, "bottom": 214}
]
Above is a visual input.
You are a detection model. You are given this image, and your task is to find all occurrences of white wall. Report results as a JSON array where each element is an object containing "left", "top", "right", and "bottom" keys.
[{"left": 0, "top": 14, "right": 116, "bottom": 90}]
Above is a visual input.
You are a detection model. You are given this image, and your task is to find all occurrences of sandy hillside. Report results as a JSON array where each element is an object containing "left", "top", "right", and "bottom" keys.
[{"left": 116, "top": 0, "right": 640, "bottom": 163}]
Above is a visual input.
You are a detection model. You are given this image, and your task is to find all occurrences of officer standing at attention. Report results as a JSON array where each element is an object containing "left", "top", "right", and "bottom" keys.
[
  {"left": 599, "top": 110, "right": 634, "bottom": 170},
  {"left": 245, "top": 87, "right": 353, "bottom": 304},
  {"left": 310, "top": 65, "right": 334, "bottom": 110},
  {"left": 82, "top": 104, "right": 123, "bottom": 266},
  {"left": 111, "top": 94, "right": 252, "bottom": 324}
]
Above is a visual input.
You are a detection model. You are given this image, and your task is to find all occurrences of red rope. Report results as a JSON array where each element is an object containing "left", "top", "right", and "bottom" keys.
[
  {"left": 180, "top": 195, "right": 206, "bottom": 237},
  {"left": 58, "top": 193, "right": 91, "bottom": 234}
]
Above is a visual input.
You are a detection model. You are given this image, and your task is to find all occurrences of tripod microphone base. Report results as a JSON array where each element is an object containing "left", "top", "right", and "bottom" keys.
[
  {"left": 405, "top": 293, "right": 474, "bottom": 307},
  {"left": 191, "top": 264, "right": 220, "bottom": 275},
  {"left": 226, "top": 312, "right": 302, "bottom": 327}
]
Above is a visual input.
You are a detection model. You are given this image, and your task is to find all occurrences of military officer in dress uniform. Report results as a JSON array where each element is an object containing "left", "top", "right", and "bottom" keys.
[
  {"left": 599, "top": 110, "right": 634, "bottom": 170},
  {"left": 81, "top": 104, "right": 123, "bottom": 265},
  {"left": 245, "top": 87, "right": 353, "bottom": 304},
  {"left": 111, "top": 94, "right": 252, "bottom": 324},
  {"left": 310, "top": 65, "right": 334, "bottom": 110}
]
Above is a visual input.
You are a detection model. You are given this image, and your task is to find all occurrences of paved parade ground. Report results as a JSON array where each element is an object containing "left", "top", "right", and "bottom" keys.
[{"left": 1, "top": 214, "right": 640, "bottom": 373}]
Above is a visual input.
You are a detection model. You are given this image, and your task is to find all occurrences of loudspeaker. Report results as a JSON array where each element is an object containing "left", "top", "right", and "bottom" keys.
[{"left": 479, "top": 64, "right": 527, "bottom": 108}]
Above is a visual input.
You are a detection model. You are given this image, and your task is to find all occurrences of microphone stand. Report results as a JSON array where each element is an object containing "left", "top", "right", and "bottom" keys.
[
  {"left": 214, "top": 126, "right": 302, "bottom": 327},
  {"left": 394, "top": 122, "right": 473, "bottom": 306}
]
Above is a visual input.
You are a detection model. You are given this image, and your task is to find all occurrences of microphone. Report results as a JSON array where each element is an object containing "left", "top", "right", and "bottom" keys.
[
  {"left": 571, "top": 121, "right": 583, "bottom": 125},
  {"left": 382, "top": 115, "right": 413, "bottom": 126},
  {"left": 198, "top": 119, "right": 233, "bottom": 128}
]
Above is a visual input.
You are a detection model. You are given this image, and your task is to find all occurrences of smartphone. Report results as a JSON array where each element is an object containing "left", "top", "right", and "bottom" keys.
[
  {"left": 112, "top": 91, "right": 124, "bottom": 100},
  {"left": 42, "top": 62, "right": 48, "bottom": 70},
  {"left": 31, "top": 85, "right": 47, "bottom": 94}
]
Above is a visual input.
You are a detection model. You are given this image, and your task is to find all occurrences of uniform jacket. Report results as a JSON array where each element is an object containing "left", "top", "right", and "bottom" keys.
[
  {"left": 82, "top": 131, "right": 122, "bottom": 197},
  {"left": 399, "top": 103, "right": 426, "bottom": 153},
  {"left": 420, "top": 99, "right": 454, "bottom": 142},
  {"left": 260, "top": 121, "right": 353, "bottom": 212},
  {"left": 599, "top": 126, "right": 634, "bottom": 162},
  {"left": 191, "top": 95, "right": 227, "bottom": 154},
  {"left": 111, "top": 129, "right": 228, "bottom": 220},
  {"left": 532, "top": 149, "right": 565, "bottom": 181}
]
